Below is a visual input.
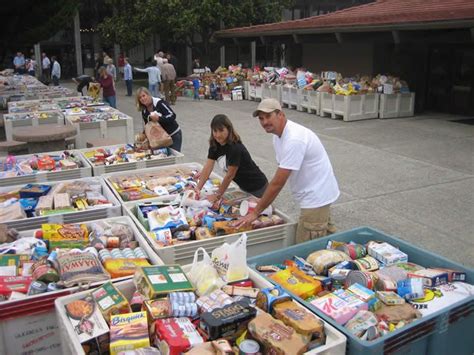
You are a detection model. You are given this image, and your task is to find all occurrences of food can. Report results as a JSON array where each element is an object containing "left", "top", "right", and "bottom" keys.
[
  {"left": 83, "top": 247, "right": 99, "bottom": 257},
  {"left": 239, "top": 339, "right": 260, "bottom": 355},
  {"left": 337, "top": 243, "right": 367, "bottom": 259},
  {"left": 133, "top": 247, "right": 146, "bottom": 258},
  {"left": 111, "top": 248, "right": 124, "bottom": 259},
  {"left": 375, "top": 277, "right": 398, "bottom": 292},
  {"left": 345, "top": 270, "right": 377, "bottom": 289},
  {"left": 47, "top": 282, "right": 61, "bottom": 292},
  {"left": 107, "top": 236, "right": 120, "bottom": 249},
  {"left": 28, "top": 281, "right": 47, "bottom": 295},
  {"left": 352, "top": 256, "right": 379, "bottom": 272},
  {"left": 99, "top": 249, "right": 112, "bottom": 262}
]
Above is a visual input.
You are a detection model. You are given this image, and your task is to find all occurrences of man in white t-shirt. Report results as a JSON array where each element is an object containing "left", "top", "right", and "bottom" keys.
[{"left": 234, "top": 98, "right": 340, "bottom": 242}]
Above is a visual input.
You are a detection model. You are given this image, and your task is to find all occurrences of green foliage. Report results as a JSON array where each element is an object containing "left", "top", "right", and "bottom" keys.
[{"left": 98, "top": 0, "right": 293, "bottom": 51}]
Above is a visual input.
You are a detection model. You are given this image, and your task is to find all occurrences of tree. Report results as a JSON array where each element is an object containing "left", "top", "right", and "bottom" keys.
[
  {"left": 0, "top": 0, "right": 79, "bottom": 65},
  {"left": 98, "top": 0, "right": 293, "bottom": 63}
]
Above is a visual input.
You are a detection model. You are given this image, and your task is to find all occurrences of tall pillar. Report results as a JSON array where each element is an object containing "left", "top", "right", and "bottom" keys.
[
  {"left": 220, "top": 46, "right": 225, "bottom": 67},
  {"left": 73, "top": 11, "right": 83, "bottom": 75},
  {"left": 34, "top": 44, "right": 41, "bottom": 79},
  {"left": 280, "top": 43, "right": 286, "bottom": 67},
  {"left": 250, "top": 41, "right": 256, "bottom": 68},
  {"left": 186, "top": 44, "right": 192, "bottom": 75}
]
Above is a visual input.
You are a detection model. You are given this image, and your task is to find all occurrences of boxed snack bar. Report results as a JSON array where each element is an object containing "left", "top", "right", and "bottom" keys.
[{"left": 110, "top": 311, "right": 150, "bottom": 355}]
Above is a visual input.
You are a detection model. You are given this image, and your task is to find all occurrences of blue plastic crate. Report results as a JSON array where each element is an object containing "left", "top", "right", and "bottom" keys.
[{"left": 248, "top": 226, "right": 474, "bottom": 355}]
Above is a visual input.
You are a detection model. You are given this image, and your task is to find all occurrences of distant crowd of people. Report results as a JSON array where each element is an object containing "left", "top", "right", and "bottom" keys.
[{"left": 13, "top": 51, "right": 64, "bottom": 86}]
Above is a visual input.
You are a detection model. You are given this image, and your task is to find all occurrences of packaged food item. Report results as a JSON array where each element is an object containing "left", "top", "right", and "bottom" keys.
[
  {"left": 42, "top": 223, "right": 89, "bottom": 250},
  {"left": 64, "top": 296, "right": 109, "bottom": 344},
  {"left": 110, "top": 312, "right": 150, "bottom": 355},
  {"left": 306, "top": 249, "right": 351, "bottom": 275},
  {"left": 104, "top": 258, "right": 151, "bottom": 278},
  {"left": 333, "top": 289, "right": 368, "bottom": 312},
  {"left": 154, "top": 317, "right": 204, "bottom": 354},
  {"left": 431, "top": 268, "right": 466, "bottom": 282},
  {"left": 91, "top": 281, "right": 132, "bottom": 323},
  {"left": 28, "top": 280, "right": 48, "bottom": 295},
  {"left": 335, "top": 243, "right": 367, "bottom": 259},
  {"left": 36, "top": 195, "right": 54, "bottom": 211},
  {"left": 0, "top": 276, "right": 32, "bottom": 298},
  {"left": 345, "top": 310, "right": 378, "bottom": 337},
  {"left": 397, "top": 278, "right": 424, "bottom": 300},
  {"left": 376, "top": 291, "right": 405, "bottom": 305},
  {"left": 196, "top": 289, "right": 234, "bottom": 313},
  {"left": 310, "top": 293, "right": 358, "bottom": 325},
  {"left": 248, "top": 311, "right": 308, "bottom": 355},
  {"left": 0, "top": 202, "right": 26, "bottom": 222},
  {"left": 144, "top": 298, "right": 172, "bottom": 323},
  {"left": 273, "top": 300, "right": 324, "bottom": 337},
  {"left": 255, "top": 286, "right": 292, "bottom": 313},
  {"left": 270, "top": 266, "right": 322, "bottom": 299},
  {"left": 375, "top": 303, "right": 422, "bottom": 323},
  {"left": 407, "top": 269, "right": 449, "bottom": 287},
  {"left": 345, "top": 270, "right": 377, "bottom": 289},
  {"left": 351, "top": 256, "right": 379, "bottom": 272},
  {"left": 19, "top": 184, "right": 51, "bottom": 199},
  {"left": 57, "top": 252, "right": 110, "bottom": 287},
  {"left": 221, "top": 285, "right": 259, "bottom": 298},
  {"left": 199, "top": 300, "right": 257, "bottom": 340},
  {"left": 195, "top": 227, "right": 215, "bottom": 240},
  {"left": 53, "top": 193, "right": 72, "bottom": 209},
  {"left": 31, "top": 258, "right": 60, "bottom": 283},
  {"left": 347, "top": 283, "right": 376, "bottom": 302},
  {"left": 134, "top": 265, "right": 194, "bottom": 299},
  {"left": 367, "top": 242, "right": 408, "bottom": 266},
  {"left": 148, "top": 206, "right": 188, "bottom": 231},
  {"left": 60, "top": 159, "right": 78, "bottom": 169},
  {"left": 212, "top": 220, "right": 251, "bottom": 235}
]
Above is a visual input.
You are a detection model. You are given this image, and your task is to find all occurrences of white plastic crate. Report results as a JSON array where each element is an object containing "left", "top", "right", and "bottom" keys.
[
  {"left": 282, "top": 86, "right": 301, "bottom": 110},
  {"left": 102, "top": 162, "right": 237, "bottom": 205},
  {"left": 243, "top": 81, "right": 250, "bottom": 100},
  {"left": 79, "top": 145, "right": 184, "bottom": 176},
  {"left": 55, "top": 266, "right": 346, "bottom": 355},
  {"left": 282, "top": 86, "right": 291, "bottom": 106},
  {"left": 123, "top": 196, "right": 296, "bottom": 265},
  {"left": 66, "top": 115, "right": 134, "bottom": 149},
  {"left": 0, "top": 176, "right": 121, "bottom": 231},
  {"left": 323, "top": 94, "right": 380, "bottom": 121},
  {"left": 269, "top": 84, "right": 282, "bottom": 103},
  {"left": 319, "top": 92, "right": 334, "bottom": 118},
  {"left": 300, "top": 90, "right": 320, "bottom": 115},
  {"left": 262, "top": 83, "right": 272, "bottom": 99},
  {"left": 248, "top": 83, "right": 262, "bottom": 101},
  {"left": 0, "top": 216, "right": 163, "bottom": 355},
  {"left": 0, "top": 150, "right": 92, "bottom": 188},
  {"left": 379, "top": 93, "right": 415, "bottom": 119},
  {"left": 4, "top": 110, "right": 66, "bottom": 141}
]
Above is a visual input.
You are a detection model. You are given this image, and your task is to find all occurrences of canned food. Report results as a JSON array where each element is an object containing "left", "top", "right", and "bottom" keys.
[
  {"left": 107, "top": 236, "right": 120, "bottom": 248},
  {"left": 133, "top": 247, "right": 146, "bottom": 258},
  {"left": 111, "top": 249, "right": 124, "bottom": 259},
  {"left": 239, "top": 339, "right": 260, "bottom": 355},
  {"left": 352, "top": 256, "right": 379, "bottom": 272},
  {"left": 28, "top": 281, "right": 47, "bottom": 295},
  {"left": 47, "top": 282, "right": 62, "bottom": 292}
]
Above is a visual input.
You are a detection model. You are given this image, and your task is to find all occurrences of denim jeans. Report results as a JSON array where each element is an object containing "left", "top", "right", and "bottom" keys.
[
  {"left": 170, "top": 130, "right": 182, "bottom": 152},
  {"left": 52, "top": 75, "right": 59, "bottom": 86},
  {"left": 104, "top": 95, "right": 117, "bottom": 108},
  {"left": 125, "top": 80, "right": 133, "bottom": 96},
  {"left": 149, "top": 83, "right": 159, "bottom": 97}
]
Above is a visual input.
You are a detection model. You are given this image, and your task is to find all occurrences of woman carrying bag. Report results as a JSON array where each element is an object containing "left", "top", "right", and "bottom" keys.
[{"left": 135, "top": 87, "right": 182, "bottom": 152}]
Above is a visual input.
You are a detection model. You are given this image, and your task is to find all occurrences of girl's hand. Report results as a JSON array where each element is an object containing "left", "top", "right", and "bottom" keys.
[{"left": 149, "top": 112, "right": 160, "bottom": 121}]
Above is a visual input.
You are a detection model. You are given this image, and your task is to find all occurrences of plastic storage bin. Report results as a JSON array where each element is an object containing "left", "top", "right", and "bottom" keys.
[
  {"left": 0, "top": 150, "right": 92, "bottom": 187},
  {"left": 66, "top": 114, "right": 134, "bottom": 149},
  {"left": 0, "top": 176, "right": 121, "bottom": 231},
  {"left": 102, "top": 162, "right": 237, "bottom": 205},
  {"left": 249, "top": 83, "right": 262, "bottom": 101},
  {"left": 379, "top": 93, "right": 415, "bottom": 119},
  {"left": 79, "top": 145, "right": 184, "bottom": 176},
  {"left": 0, "top": 216, "right": 163, "bottom": 355},
  {"left": 300, "top": 90, "right": 320, "bottom": 114},
  {"left": 3, "top": 110, "right": 66, "bottom": 141},
  {"left": 332, "top": 94, "right": 380, "bottom": 121},
  {"left": 123, "top": 196, "right": 296, "bottom": 265},
  {"left": 248, "top": 226, "right": 474, "bottom": 355},
  {"left": 55, "top": 266, "right": 346, "bottom": 355},
  {"left": 282, "top": 87, "right": 302, "bottom": 110}
]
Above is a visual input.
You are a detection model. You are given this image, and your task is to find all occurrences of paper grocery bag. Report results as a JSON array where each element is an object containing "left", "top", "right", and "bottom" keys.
[{"left": 144, "top": 121, "right": 173, "bottom": 148}]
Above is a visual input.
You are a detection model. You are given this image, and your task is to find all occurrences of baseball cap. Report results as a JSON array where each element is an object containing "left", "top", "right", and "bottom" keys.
[{"left": 252, "top": 98, "right": 282, "bottom": 117}]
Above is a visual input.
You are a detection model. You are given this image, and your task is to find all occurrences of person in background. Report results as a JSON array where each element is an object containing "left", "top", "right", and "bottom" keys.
[
  {"left": 123, "top": 57, "right": 133, "bottom": 96},
  {"left": 51, "top": 56, "right": 61, "bottom": 86},
  {"left": 26, "top": 57, "right": 36, "bottom": 76},
  {"left": 192, "top": 77, "right": 201, "bottom": 101},
  {"left": 135, "top": 87, "right": 181, "bottom": 152},
  {"left": 134, "top": 61, "right": 161, "bottom": 98},
  {"left": 166, "top": 52, "right": 178, "bottom": 71},
  {"left": 195, "top": 114, "right": 268, "bottom": 203},
  {"left": 94, "top": 53, "right": 103, "bottom": 79},
  {"left": 98, "top": 66, "right": 116, "bottom": 108},
  {"left": 192, "top": 58, "right": 201, "bottom": 70},
  {"left": 161, "top": 58, "right": 177, "bottom": 105},
  {"left": 72, "top": 75, "right": 94, "bottom": 95},
  {"left": 233, "top": 98, "right": 339, "bottom": 243},
  {"left": 154, "top": 51, "right": 164, "bottom": 66},
  {"left": 41, "top": 52, "right": 51, "bottom": 84},
  {"left": 13, "top": 52, "right": 26, "bottom": 74},
  {"left": 118, "top": 53, "right": 125, "bottom": 81},
  {"left": 105, "top": 57, "right": 117, "bottom": 82}
]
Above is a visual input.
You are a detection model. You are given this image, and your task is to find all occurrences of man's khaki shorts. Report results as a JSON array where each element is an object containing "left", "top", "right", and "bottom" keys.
[{"left": 295, "top": 204, "right": 336, "bottom": 244}]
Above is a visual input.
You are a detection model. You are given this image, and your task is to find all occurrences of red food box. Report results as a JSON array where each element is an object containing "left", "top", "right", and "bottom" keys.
[
  {"left": 154, "top": 317, "right": 204, "bottom": 355},
  {"left": 0, "top": 276, "right": 32, "bottom": 297},
  {"left": 37, "top": 156, "right": 56, "bottom": 171}
]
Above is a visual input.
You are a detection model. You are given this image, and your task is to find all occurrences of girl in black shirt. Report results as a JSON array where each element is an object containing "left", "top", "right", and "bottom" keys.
[{"left": 195, "top": 114, "right": 268, "bottom": 203}]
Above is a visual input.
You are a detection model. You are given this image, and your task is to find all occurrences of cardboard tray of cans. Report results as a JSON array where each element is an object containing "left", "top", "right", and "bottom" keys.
[
  {"left": 65, "top": 109, "right": 135, "bottom": 149},
  {"left": 54, "top": 266, "right": 347, "bottom": 355},
  {"left": 3, "top": 110, "right": 66, "bottom": 141},
  {"left": 78, "top": 144, "right": 184, "bottom": 176},
  {"left": 102, "top": 163, "right": 238, "bottom": 205},
  {"left": 0, "top": 150, "right": 92, "bottom": 188},
  {"left": 123, "top": 195, "right": 296, "bottom": 265},
  {"left": 0, "top": 216, "right": 164, "bottom": 355},
  {"left": 0, "top": 177, "right": 121, "bottom": 231},
  {"left": 248, "top": 226, "right": 474, "bottom": 355}
]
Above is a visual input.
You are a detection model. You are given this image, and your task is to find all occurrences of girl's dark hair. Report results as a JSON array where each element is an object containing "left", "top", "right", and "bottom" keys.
[{"left": 209, "top": 114, "right": 241, "bottom": 147}]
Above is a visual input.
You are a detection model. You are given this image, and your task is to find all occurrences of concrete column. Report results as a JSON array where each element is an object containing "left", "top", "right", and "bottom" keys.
[
  {"left": 73, "top": 11, "right": 83, "bottom": 75},
  {"left": 251, "top": 41, "right": 256, "bottom": 68},
  {"left": 280, "top": 43, "right": 286, "bottom": 67},
  {"left": 186, "top": 44, "right": 192, "bottom": 75},
  {"left": 34, "top": 44, "right": 41, "bottom": 79},
  {"left": 220, "top": 45, "right": 225, "bottom": 67},
  {"left": 114, "top": 43, "right": 120, "bottom": 66}
]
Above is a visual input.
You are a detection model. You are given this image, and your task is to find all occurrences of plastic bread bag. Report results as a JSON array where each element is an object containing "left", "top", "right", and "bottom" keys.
[
  {"left": 306, "top": 249, "right": 351, "bottom": 276},
  {"left": 211, "top": 233, "right": 248, "bottom": 283},
  {"left": 188, "top": 247, "right": 225, "bottom": 296}
]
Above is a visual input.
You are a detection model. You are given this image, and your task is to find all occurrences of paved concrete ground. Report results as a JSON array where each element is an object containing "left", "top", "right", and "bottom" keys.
[{"left": 63, "top": 81, "right": 474, "bottom": 267}]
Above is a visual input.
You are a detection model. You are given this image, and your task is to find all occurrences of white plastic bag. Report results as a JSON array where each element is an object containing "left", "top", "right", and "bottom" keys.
[
  {"left": 211, "top": 233, "right": 248, "bottom": 282},
  {"left": 188, "top": 247, "right": 225, "bottom": 296}
]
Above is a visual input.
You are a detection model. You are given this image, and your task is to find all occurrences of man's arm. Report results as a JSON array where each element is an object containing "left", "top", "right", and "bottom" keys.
[{"left": 232, "top": 167, "right": 292, "bottom": 228}]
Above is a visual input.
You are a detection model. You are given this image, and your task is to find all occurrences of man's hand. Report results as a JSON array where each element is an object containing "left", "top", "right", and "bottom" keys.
[
  {"left": 206, "top": 193, "right": 220, "bottom": 204},
  {"left": 231, "top": 211, "right": 258, "bottom": 229}
]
